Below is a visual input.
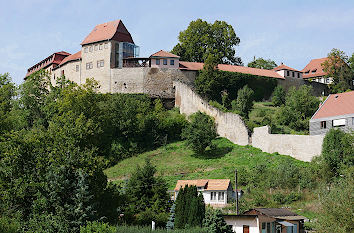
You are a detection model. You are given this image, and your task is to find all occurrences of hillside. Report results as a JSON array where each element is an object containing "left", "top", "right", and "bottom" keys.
[{"left": 105, "top": 138, "right": 308, "bottom": 189}]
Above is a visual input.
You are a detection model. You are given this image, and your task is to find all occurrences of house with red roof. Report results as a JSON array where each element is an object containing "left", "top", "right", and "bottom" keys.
[
  {"left": 174, "top": 179, "right": 236, "bottom": 207},
  {"left": 302, "top": 57, "right": 332, "bottom": 84},
  {"left": 150, "top": 50, "right": 180, "bottom": 69},
  {"left": 310, "top": 90, "right": 354, "bottom": 135},
  {"left": 272, "top": 63, "right": 303, "bottom": 79}
]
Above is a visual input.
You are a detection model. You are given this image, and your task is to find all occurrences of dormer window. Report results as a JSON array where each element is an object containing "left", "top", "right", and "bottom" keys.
[
  {"left": 305, "top": 70, "right": 310, "bottom": 74},
  {"left": 312, "top": 69, "right": 317, "bottom": 73}
]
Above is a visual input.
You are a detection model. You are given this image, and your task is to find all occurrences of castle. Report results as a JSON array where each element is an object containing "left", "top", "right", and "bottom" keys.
[{"left": 25, "top": 19, "right": 328, "bottom": 99}]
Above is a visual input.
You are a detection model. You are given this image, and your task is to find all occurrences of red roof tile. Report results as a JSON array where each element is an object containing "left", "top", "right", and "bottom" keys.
[
  {"left": 273, "top": 64, "right": 299, "bottom": 72},
  {"left": 179, "top": 61, "right": 284, "bottom": 79},
  {"left": 311, "top": 91, "right": 354, "bottom": 120},
  {"left": 302, "top": 57, "right": 328, "bottom": 79},
  {"left": 150, "top": 50, "right": 180, "bottom": 58},
  {"left": 58, "top": 51, "right": 82, "bottom": 66},
  {"left": 174, "top": 179, "right": 231, "bottom": 191},
  {"left": 26, "top": 51, "right": 70, "bottom": 77},
  {"left": 81, "top": 19, "right": 134, "bottom": 45}
]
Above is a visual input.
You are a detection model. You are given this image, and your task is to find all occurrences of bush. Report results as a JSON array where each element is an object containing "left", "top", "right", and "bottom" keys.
[
  {"left": 276, "top": 85, "right": 320, "bottom": 132},
  {"left": 232, "top": 85, "right": 254, "bottom": 119},
  {"left": 80, "top": 221, "right": 116, "bottom": 233},
  {"left": 182, "top": 111, "right": 217, "bottom": 154},
  {"left": 272, "top": 85, "right": 286, "bottom": 106},
  {"left": 321, "top": 129, "right": 354, "bottom": 177},
  {"left": 203, "top": 208, "right": 233, "bottom": 233}
]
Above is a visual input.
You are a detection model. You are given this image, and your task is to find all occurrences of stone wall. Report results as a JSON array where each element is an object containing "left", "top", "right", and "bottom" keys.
[
  {"left": 251, "top": 126, "right": 324, "bottom": 162},
  {"left": 277, "top": 76, "right": 329, "bottom": 96},
  {"left": 174, "top": 81, "right": 250, "bottom": 146}
]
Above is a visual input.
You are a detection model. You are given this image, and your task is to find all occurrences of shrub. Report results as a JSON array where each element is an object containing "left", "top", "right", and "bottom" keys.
[
  {"left": 80, "top": 221, "right": 116, "bottom": 233},
  {"left": 321, "top": 129, "right": 354, "bottom": 177},
  {"left": 272, "top": 85, "right": 286, "bottom": 106},
  {"left": 203, "top": 208, "right": 233, "bottom": 233},
  {"left": 232, "top": 85, "right": 254, "bottom": 119},
  {"left": 182, "top": 111, "right": 217, "bottom": 154}
]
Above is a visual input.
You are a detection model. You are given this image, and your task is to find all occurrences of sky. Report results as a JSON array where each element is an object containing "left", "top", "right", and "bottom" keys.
[{"left": 1, "top": 0, "right": 354, "bottom": 85}]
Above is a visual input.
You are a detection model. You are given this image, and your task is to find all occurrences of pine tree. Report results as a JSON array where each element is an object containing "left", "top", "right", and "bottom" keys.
[
  {"left": 203, "top": 208, "right": 233, "bottom": 233},
  {"left": 166, "top": 202, "right": 176, "bottom": 230}
]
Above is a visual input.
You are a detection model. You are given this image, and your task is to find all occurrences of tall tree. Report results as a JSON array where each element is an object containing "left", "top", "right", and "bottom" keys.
[
  {"left": 0, "top": 73, "right": 16, "bottom": 132},
  {"left": 232, "top": 85, "right": 254, "bottom": 119},
  {"left": 322, "top": 48, "right": 354, "bottom": 93},
  {"left": 171, "top": 19, "right": 242, "bottom": 65},
  {"left": 247, "top": 57, "right": 277, "bottom": 70},
  {"left": 174, "top": 185, "right": 205, "bottom": 229},
  {"left": 203, "top": 208, "right": 233, "bottom": 233}
]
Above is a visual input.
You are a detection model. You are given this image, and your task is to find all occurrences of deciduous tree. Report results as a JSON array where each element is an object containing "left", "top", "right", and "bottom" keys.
[{"left": 247, "top": 57, "right": 277, "bottom": 70}]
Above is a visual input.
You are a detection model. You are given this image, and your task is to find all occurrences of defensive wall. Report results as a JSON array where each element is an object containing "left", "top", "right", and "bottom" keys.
[
  {"left": 173, "top": 81, "right": 324, "bottom": 162},
  {"left": 277, "top": 75, "right": 329, "bottom": 96},
  {"left": 174, "top": 81, "right": 250, "bottom": 146}
]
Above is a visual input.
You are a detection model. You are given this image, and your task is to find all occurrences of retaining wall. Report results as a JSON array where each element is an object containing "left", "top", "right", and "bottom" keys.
[
  {"left": 251, "top": 126, "right": 324, "bottom": 162},
  {"left": 174, "top": 81, "right": 250, "bottom": 146}
]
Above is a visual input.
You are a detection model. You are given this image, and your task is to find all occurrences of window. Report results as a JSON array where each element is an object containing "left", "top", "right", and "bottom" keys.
[
  {"left": 333, "top": 119, "right": 346, "bottom": 127},
  {"left": 170, "top": 59, "right": 175, "bottom": 65},
  {"left": 76, "top": 65, "right": 79, "bottom": 72},
  {"left": 352, "top": 117, "right": 354, "bottom": 125},
  {"left": 218, "top": 192, "right": 224, "bottom": 201},
  {"left": 211, "top": 192, "right": 217, "bottom": 201},
  {"left": 104, "top": 43, "right": 108, "bottom": 49},
  {"left": 94, "top": 45, "right": 98, "bottom": 51},
  {"left": 86, "top": 62, "right": 93, "bottom": 70},
  {"left": 261, "top": 223, "right": 266, "bottom": 233},
  {"left": 267, "top": 223, "right": 270, "bottom": 233},
  {"left": 99, "top": 44, "right": 103, "bottom": 50},
  {"left": 61, "top": 70, "right": 64, "bottom": 76},
  {"left": 292, "top": 71, "right": 295, "bottom": 77},
  {"left": 84, "top": 47, "right": 88, "bottom": 53},
  {"left": 89, "top": 46, "right": 93, "bottom": 52},
  {"left": 97, "top": 60, "right": 104, "bottom": 68},
  {"left": 286, "top": 70, "right": 290, "bottom": 76},
  {"left": 312, "top": 69, "right": 317, "bottom": 73},
  {"left": 156, "top": 59, "right": 160, "bottom": 65},
  {"left": 320, "top": 121, "right": 326, "bottom": 129},
  {"left": 163, "top": 59, "right": 168, "bottom": 65},
  {"left": 297, "top": 73, "right": 300, "bottom": 78}
]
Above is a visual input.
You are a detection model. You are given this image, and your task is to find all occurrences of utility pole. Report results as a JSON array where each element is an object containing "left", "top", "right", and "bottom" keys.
[{"left": 235, "top": 169, "right": 239, "bottom": 214}]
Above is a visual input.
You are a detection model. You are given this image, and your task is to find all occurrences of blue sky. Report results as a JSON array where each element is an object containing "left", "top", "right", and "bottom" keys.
[{"left": 1, "top": 0, "right": 353, "bottom": 84}]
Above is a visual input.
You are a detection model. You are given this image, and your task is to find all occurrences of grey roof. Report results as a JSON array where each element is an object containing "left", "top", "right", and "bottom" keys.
[{"left": 254, "top": 208, "right": 298, "bottom": 217}]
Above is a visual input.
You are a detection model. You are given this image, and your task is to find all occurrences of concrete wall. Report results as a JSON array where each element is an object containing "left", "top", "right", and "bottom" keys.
[
  {"left": 251, "top": 126, "right": 324, "bottom": 162},
  {"left": 174, "top": 81, "right": 250, "bottom": 146}
]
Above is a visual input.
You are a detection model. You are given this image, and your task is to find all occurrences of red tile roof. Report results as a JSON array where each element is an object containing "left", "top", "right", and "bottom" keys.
[
  {"left": 272, "top": 64, "right": 299, "bottom": 72},
  {"left": 302, "top": 57, "right": 328, "bottom": 79},
  {"left": 179, "top": 61, "right": 284, "bottom": 79},
  {"left": 150, "top": 50, "right": 180, "bottom": 58},
  {"left": 26, "top": 51, "right": 70, "bottom": 77},
  {"left": 58, "top": 51, "right": 82, "bottom": 66},
  {"left": 174, "top": 179, "right": 231, "bottom": 191},
  {"left": 81, "top": 19, "right": 134, "bottom": 45},
  {"left": 311, "top": 91, "right": 354, "bottom": 120}
]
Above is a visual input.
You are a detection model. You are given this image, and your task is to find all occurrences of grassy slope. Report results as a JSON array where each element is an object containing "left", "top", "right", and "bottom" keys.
[{"left": 105, "top": 137, "right": 307, "bottom": 190}]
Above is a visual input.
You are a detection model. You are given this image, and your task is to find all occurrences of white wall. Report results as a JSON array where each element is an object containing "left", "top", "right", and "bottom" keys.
[
  {"left": 203, "top": 191, "right": 227, "bottom": 205},
  {"left": 224, "top": 217, "right": 260, "bottom": 233}
]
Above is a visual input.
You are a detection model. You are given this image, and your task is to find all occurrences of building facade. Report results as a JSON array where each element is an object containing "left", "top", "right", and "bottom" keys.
[
  {"left": 301, "top": 57, "right": 333, "bottom": 84},
  {"left": 310, "top": 91, "right": 354, "bottom": 135}
]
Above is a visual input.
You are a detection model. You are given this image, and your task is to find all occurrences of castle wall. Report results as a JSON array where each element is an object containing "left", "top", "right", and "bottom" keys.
[
  {"left": 52, "top": 60, "right": 81, "bottom": 85},
  {"left": 251, "top": 126, "right": 324, "bottom": 162},
  {"left": 174, "top": 81, "right": 250, "bottom": 146},
  {"left": 277, "top": 76, "right": 329, "bottom": 96}
]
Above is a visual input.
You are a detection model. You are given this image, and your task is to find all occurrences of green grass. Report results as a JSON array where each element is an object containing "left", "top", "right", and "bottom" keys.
[{"left": 105, "top": 137, "right": 308, "bottom": 190}]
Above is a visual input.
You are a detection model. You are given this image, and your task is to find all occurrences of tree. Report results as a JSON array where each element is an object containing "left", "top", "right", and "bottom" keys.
[
  {"left": 174, "top": 185, "right": 205, "bottom": 229},
  {"left": 125, "top": 159, "right": 170, "bottom": 226},
  {"left": 322, "top": 48, "right": 354, "bottom": 93},
  {"left": 247, "top": 57, "right": 277, "bottom": 70},
  {"left": 321, "top": 129, "right": 354, "bottom": 178},
  {"left": 166, "top": 202, "right": 176, "bottom": 230},
  {"left": 316, "top": 175, "right": 354, "bottom": 233},
  {"left": 171, "top": 19, "right": 242, "bottom": 65},
  {"left": 232, "top": 85, "right": 254, "bottom": 119},
  {"left": 182, "top": 111, "right": 217, "bottom": 154},
  {"left": 276, "top": 85, "right": 320, "bottom": 132},
  {"left": 203, "top": 208, "right": 233, "bottom": 233},
  {"left": 272, "top": 85, "right": 286, "bottom": 106},
  {"left": 0, "top": 73, "right": 16, "bottom": 132}
]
